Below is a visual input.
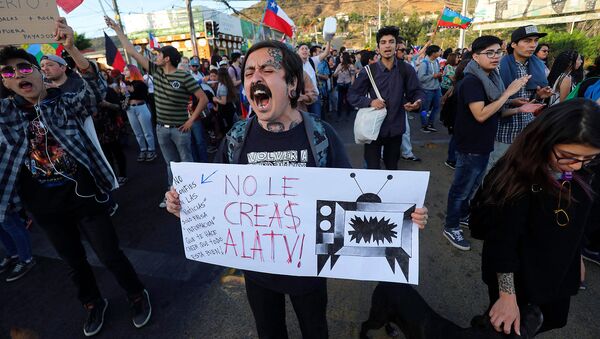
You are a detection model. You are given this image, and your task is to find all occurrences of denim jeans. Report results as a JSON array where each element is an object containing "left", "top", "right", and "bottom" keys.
[
  {"left": 328, "top": 87, "right": 338, "bottom": 114},
  {"left": 190, "top": 120, "right": 208, "bottom": 163},
  {"left": 401, "top": 113, "right": 414, "bottom": 158},
  {"left": 445, "top": 152, "right": 490, "bottom": 230},
  {"left": 420, "top": 88, "right": 442, "bottom": 127},
  {"left": 307, "top": 101, "right": 322, "bottom": 118},
  {"left": 156, "top": 125, "right": 193, "bottom": 186},
  {"left": 447, "top": 135, "right": 457, "bottom": 163},
  {"left": 126, "top": 104, "right": 156, "bottom": 152},
  {"left": 0, "top": 211, "right": 32, "bottom": 262},
  {"left": 486, "top": 141, "right": 511, "bottom": 175},
  {"left": 31, "top": 198, "right": 144, "bottom": 304}
]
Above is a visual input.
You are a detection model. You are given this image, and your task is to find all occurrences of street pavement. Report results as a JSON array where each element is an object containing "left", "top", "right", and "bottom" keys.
[{"left": 1, "top": 113, "right": 599, "bottom": 338}]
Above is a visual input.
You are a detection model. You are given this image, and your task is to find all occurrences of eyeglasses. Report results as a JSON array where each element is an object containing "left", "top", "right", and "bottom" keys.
[
  {"left": 0, "top": 62, "right": 37, "bottom": 79},
  {"left": 555, "top": 180, "right": 571, "bottom": 227},
  {"left": 477, "top": 50, "right": 505, "bottom": 58},
  {"left": 552, "top": 148, "right": 599, "bottom": 166},
  {"left": 539, "top": 49, "right": 549, "bottom": 53}
]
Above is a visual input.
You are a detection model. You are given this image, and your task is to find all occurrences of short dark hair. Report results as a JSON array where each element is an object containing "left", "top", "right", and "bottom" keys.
[
  {"left": 230, "top": 52, "right": 241, "bottom": 63},
  {"left": 471, "top": 36, "right": 503, "bottom": 54},
  {"left": 309, "top": 45, "right": 321, "bottom": 55},
  {"left": 376, "top": 26, "right": 399, "bottom": 45},
  {"left": 242, "top": 40, "right": 304, "bottom": 108},
  {"left": 0, "top": 46, "right": 39, "bottom": 67},
  {"left": 159, "top": 46, "right": 181, "bottom": 67},
  {"left": 425, "top": 45, "right": 441, "bottom": 56},
  {"left": 534, "top": 43, "right": 550, "bottom": 55},
  {"left": 296, "top": 42, "right": 309, "bottom": 49},
  {"left": 359, "top": 50, "right": 376, "bottom": 67}
]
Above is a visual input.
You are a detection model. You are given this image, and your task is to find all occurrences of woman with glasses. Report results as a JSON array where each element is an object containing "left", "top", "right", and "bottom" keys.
[
  {"left": 534, "top": 43, "right": 551, "bottom": 76},
  {"left": 477, "top": 99, "right": 600, "bottom": 335}
]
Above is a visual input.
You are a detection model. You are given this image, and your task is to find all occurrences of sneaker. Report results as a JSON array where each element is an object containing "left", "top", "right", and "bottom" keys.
[
  {"left": 83, "top": 298, "right": 108, "bottom": 337},
  {"left": 108, "top": 202, "right": 119, "bottom": 217},
  {"left": 136, "top": 152, "right": 147, "bottom": 162},
  {"left": 402, "top": 155, "right": 422, "bottom": 162},
  {"left": 6, "top": 259, "right": 35, "bottom": 282},
  {"left": 159, "top": 197, "right": 167, "bottom": 208},
  {"left": 459, "top": 216, "right": 470, "bottom": 228},
  {"left": 443, "top": 228, "right": 471, "bottom": 251},
  {"left": 426, "top": 125, "right": 438, "bottom": 132},
  {"left": 582, "top": 247, "right": 600, "bottom": 266},
  {"left": 385, "top": 323, "right": 400, "bottom": 337},
  {"left": 580, "top": 281, "right": 588, "bottom": 290},
  {"left": 130, "top": 289, "right": 152, "bottom": 328},
  {"left": 117, "top": 177, "right": 128, "bottom": 186},
  {"left": 145, "top": 151, "right": 157, "bottom": 162},
  {"left": 444, "top": 161, "right": 456, "bottom": 169},
  {"left": 0, "top": 256, "right": 18, "bottom": 274},
  {"left": 420, "top": 127, "right": 431, "bottom": 133}
]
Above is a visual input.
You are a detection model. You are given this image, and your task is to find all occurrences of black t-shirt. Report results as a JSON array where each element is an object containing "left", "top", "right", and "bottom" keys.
[
  {"left": 238, "top": 121, "right": 324, "bottom": 295},
  {"left": 18, "top": 106, "right": 99, "bottom": 215},
  {"left": 127, "top": 80, "right": 149, "bottom": 101},
  {"left": 454, "top": 74, "right": 499, "bottom": 154}
]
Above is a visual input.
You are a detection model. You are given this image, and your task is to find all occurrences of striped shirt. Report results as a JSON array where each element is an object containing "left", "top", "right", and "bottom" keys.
[
  {"left": 149, "top": 62, "right": 200, "bottom": 125},
  {"left": 496, "top": 59, "right": 535, "bottom": 144}
]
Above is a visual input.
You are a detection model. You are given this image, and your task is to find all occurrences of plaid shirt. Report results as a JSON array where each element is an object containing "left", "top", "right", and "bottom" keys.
[
  {"left": 496, "top": 59, "right": 535, "bottom": 144},
  {"left": 0, "top": 65, "right": 111, "bottom": 223}
]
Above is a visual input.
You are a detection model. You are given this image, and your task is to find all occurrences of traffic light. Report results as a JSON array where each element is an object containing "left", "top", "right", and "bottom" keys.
[
  {"left": 204, "top": 20, "right": 214, "bottom": 39},
  {"left": 213, "top": 22, "right": 220, "bottom": 37}
]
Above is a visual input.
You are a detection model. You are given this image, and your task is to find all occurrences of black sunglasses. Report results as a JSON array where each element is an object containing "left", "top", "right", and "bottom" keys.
[{"left": 0, "top": 62, "right": 37, "bottom": 79}]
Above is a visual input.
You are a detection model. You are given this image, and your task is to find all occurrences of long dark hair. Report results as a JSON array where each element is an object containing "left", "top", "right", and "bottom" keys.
[
  {"left": 483, "top": 99, "right": 600, "bottom": 206},
  {"left": 217, "top": 68, "right": 238, "bottom": 103},
  {"left": 547, "top": 50, "right": 579, "bottom": 87}
]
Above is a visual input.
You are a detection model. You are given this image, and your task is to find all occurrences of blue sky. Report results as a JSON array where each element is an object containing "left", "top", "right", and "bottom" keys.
[{"left": 63, "top": 0, "right": 260, "bottom": 38}]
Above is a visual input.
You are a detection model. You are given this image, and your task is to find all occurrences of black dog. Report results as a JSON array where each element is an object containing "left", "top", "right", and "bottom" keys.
[{"left": 360, "top": 283, "right": 543, "bottom": 339}]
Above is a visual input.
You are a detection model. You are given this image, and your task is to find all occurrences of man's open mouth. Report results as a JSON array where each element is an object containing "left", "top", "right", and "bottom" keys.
[
  {"left": 249, "top": 82, "right": 272, "bottom": 110},
  {"left": 18, "top": 81, "right": 33, "bottom": 90}
]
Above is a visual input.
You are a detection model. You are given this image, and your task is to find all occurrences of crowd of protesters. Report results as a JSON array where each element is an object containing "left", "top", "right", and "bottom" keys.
[{"left": 1, "top": 16, "right": 600, "bottom": 339}]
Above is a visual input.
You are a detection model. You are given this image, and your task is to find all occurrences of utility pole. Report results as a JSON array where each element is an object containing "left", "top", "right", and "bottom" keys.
[
  {"left": 186, "top": 0, "right": 199, "bottom": 57},
  {"left": 458, "top": 0, "right": 469, "bottom": 48},
  {"left": 111, "top": 0, "right": 130, "bottom": 63},
  {"left": 386, "top": 0, "right": 390, "bottom": 25},
  {"left": 378, "top": 0, "right": 381, "bottom": 29}
]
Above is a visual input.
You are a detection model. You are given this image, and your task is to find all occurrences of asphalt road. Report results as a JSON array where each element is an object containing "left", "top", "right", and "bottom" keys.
[{"left": 1, "top": 113, "right": 598, "bottom": 339}]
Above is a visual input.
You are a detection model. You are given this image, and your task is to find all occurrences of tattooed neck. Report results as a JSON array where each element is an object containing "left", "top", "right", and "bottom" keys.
[
  {"left": 497, "top": 273, "right": 516, "bottom": 294},
  {"left": 264, "top": 119, "right": 302, "bottom": 133}
]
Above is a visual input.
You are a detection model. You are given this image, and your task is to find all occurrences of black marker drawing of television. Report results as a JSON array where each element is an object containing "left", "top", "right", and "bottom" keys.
[{"left": 315, "top": 173, "right": 416, "bottom": 280}]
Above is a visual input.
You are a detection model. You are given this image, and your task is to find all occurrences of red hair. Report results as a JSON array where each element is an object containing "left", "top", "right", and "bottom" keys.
[{"left": 125, "top": 64, "right": 143, "bottom": 81}]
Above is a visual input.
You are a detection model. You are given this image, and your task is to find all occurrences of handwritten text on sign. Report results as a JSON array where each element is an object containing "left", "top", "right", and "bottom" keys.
[
  {"left": 1, "top": 0, "right": 60, "bottom": 45},
  {"left": 172, "top": 162, "right": 429, "bottom": 284}
]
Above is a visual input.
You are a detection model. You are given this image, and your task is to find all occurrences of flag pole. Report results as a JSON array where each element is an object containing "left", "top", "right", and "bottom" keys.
[
  {"left": 256, "top": 0, "right": 270, "bottom": 42},
  {"left": 430, "top": 7, "right": 446, "bottom": 43}
]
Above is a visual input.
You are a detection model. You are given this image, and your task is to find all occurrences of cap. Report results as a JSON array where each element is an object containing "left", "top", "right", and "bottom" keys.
[
  {"left": 190, "top": 59, "right": 200, "bottom": 66},
  {"left": 41, "top": 54, "right": 67, "bottom": 66},
  {"left": 218, "top": 60, "right": 229, "bottom": 67},
  {"left": 511, "top": 25, "right": 547, "bottom": 43}
]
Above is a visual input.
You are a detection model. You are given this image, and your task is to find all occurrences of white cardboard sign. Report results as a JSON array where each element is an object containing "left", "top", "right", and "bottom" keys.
[{"left": 171, "top": 162, "right": 429, "bottom": 284}]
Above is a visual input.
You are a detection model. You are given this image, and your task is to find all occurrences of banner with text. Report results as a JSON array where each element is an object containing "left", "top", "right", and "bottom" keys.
[
  {"left": 1, "top": 0, "right": 60, "bottom": 45},
  {"left": 171, "top": 163, "right": 429, "bottom": 284}
]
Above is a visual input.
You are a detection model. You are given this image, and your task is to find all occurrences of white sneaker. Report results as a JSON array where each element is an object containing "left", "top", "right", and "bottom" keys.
[{"left": 159, "top": 197, "right": 167, "bottom": 208}]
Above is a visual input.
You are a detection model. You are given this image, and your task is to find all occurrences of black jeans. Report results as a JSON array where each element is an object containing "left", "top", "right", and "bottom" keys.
[
  {"left": 245, "top": 277, "right": 328, "bottom": 339},
  {"left": 101, "top": 141, "right": 127, "bottom": 178},
  {"left": 32, "top": 199, "right": 144, "bottom": 304},
  {"left": 364, "top": 135, "right": 403, "bottom": 170}
]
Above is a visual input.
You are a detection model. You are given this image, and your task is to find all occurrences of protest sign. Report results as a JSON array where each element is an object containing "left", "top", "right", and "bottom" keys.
[
  {"left": 1, "top": 0, "right": 60, "bottom": 45},
  {"left": 171, "top": 162, "right": 429, "bottom": 284}
]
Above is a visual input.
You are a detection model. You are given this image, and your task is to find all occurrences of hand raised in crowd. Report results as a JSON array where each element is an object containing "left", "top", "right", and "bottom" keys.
[
  {"left": 370, "top": 98, "right": 386, "bottom": 109},
  {"left": 404, "top": 99, "right": 422, "bottom": 112},
  {"left": 536, "top": 85, "right": 554, "bottom": 99},
  {"left": 104, "top": 16, "right": 122, "bottom": 33},
  {"left": 54, "top": 17, "right": 74, "bottom": 49},
  {"left": 505, "top": 75, "right": 531, "bottom": 97},
  {"left": 489, "top": 293, "right": 521, "bottom": 336}
]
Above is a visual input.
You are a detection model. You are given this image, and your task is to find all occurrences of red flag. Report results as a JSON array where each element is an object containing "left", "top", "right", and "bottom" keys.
[
  {"left": 104, "top": 33, "right": 126, "bottom": 72},
  {"left": 56, "top": 0, "right": 84, "bottom": 14}
]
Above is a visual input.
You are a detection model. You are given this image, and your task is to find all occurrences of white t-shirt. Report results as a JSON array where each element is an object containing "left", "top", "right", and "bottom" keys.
[
  {"left": 190, "top": 71, "right": 203, "bottom": 83},
  {"left": 302, "top": 56, "right": 321, "bottom": 95},
  {"left": 143, "top": 74, "right": 155, "bottom": 94}
]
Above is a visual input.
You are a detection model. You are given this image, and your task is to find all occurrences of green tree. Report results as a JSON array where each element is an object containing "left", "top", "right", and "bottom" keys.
[{"left": 74, "top": 32, "right": 92, "bottom": 51}]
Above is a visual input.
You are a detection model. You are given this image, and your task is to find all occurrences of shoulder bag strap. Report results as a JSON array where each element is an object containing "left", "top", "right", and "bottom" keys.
[{"left": 365, "top": 65, "right": 383, "bottom": 101}]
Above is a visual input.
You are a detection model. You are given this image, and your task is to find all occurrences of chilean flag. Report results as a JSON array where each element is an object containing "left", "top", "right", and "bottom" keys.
[
  {"left": 148, "top": 32, "right": 161, "bottom": 49},
  {"left": 263, "top": 0, "right": 295, "bottom": 38},
  {"left": 56, "top": 0, "right": 84, "bottom": 14}
]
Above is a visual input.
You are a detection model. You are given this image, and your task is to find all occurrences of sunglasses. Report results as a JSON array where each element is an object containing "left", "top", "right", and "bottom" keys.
[{"left": 0, "top": 62, "right": 37, "bottom": 79}]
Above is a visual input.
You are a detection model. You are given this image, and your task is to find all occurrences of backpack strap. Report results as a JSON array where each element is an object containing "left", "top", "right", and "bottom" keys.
[
  {"left": 308, "top": 58, "right": 316, "bottom": 72},
  {"left": 301, "top": 111, "right": 328, "bottom": 167},
  {"left": 225, "top": 118, "right": 252, "bottom": 164}
]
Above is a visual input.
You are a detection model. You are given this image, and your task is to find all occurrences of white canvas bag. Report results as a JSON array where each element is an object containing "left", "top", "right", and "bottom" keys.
[{"left": 353, "top": 65, "right": 387, "bottom": 144}]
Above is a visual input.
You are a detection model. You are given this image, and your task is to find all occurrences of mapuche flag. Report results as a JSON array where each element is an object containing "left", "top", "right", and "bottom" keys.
[
  {"left": 104, "top": 32, "right": 126, "bottom": 72},
  {"left": 437, "top": 7, "right": 473, "bottom": 29},
  {"left": 56, "top": 0, "right": 84, "bottom": 14},
  {"left": 263, "top": 0, "right": 295, "bottom": 38}
]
